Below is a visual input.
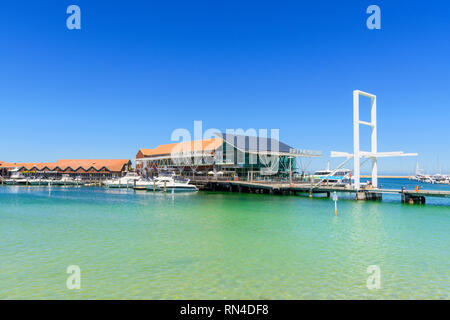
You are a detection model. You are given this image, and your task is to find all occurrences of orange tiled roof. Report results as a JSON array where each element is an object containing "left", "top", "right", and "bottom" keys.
[
  {"left": 0, "top": 161, "right": 17, "bottom": 168},
  {"left": 0, "top": 159, "right": 130, "bottom": 172},
  {"left": 137, "top": 149, "right": 154, "bottom": 158},
  {"left": 15, "top": 162, "right": 57, "bottom": 170},
  {"left": 55, "top": 159, "right": 130, "bottom": 172},
  {"left": 141, "top": 138, "right": 223, "bottom": 157}
]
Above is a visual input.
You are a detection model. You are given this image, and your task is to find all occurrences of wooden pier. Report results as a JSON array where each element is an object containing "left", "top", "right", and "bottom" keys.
[{"left": 190, "top": 178, "right": 450, "bottom": 205}]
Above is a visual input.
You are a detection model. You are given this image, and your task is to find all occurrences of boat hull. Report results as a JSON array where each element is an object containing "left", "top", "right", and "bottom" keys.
[
  {"left": 107, "top": 183, "right": 134, "bottom": 188},
  {"left": 53, "top": 181, "right": 75, "bottom": 186},
  {"left": 28, "top": 180, "right": 46, "bottom": 185},
  {"left": 155, "top": 186, "right": 198, "bottom": 192}
]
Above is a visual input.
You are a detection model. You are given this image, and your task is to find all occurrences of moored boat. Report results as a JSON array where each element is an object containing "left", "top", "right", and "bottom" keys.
[
  {"left": 105, "top": 172, "right": 141, "bottom": 188},
  {"left": 313, "top": 162, "right": 354, "bottom": 186},
  {"left": 53, "top": 174, "right": 76, "bottom": 186},
  {"left": 4, "top": 169, "right": 27, "bottom": 185},
  {"left": 151, "top": 176, "right": 198, "bottom": 192},
  {"left": 132, "top": 178, "right": 155, "bottom": 190}
]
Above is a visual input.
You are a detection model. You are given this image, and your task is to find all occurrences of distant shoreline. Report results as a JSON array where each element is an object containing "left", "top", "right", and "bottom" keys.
[{"left": 361, "top": 175, "right": 411, "bottom": 179}]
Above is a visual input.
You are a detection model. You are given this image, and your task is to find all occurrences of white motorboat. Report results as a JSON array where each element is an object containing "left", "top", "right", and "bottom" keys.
[
  {"left": 414, "top": 174, "right": 434, "bottom": 184},
  {"left": 15, "top": 178, "right": 29, "bottom": 185},
  {"left": 4, "top": 169, "right": 27, "bottom": 185},
  {"left": 133, "top": 178, "right": 155, "bottom": 189},
  {"left": 411, "top": 162, "right": 436, "bottom": 184},
  {"left": 433, "top": 174, "right": 450, "bottom": 184},
  {"left": 53, "top": 174, "right": 76, "bottom": 186},
  {"left": 105, "top": 172, "right": 141, "bottom": 188},
  {"left": 74, "top": 176, "right": 84, "bottom": 185},
  {"left": 313, "top": 163, "right": 354, "bottom": 185},
  {"left": 28, "top": 178, "right": 47, "bottom": 185},
  {"left": 151, "top": 176, "right": 198, "bottom": 192}
]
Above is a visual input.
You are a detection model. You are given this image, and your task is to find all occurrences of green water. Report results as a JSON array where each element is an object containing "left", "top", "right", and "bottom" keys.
[{"left": 0, "top": 183, "right": 449, "bottom": 299}]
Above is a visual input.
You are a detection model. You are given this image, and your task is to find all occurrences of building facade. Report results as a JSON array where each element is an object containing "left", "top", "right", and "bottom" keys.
[
  {"left": 0, "top": 159, "right": 132, "bottom": 180},
  {"left": 136, "top": 133, "right": 321, "bottom": 180}
]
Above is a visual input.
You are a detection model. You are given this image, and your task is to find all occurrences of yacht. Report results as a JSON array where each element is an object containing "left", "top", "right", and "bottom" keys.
[
  {"left": 433, "top": 174, "right": 449, "bottom": 184},
  {"left": 28, "top": 177, "right": 46, "bottom": 185},
  {"left": 133, "top": 178, "right": 155, "bottom": 189},
  {"left": 314, "top": 168, "right": 353, "bottom": 184},
  {"left": 313, "top": 162, "right": 353, "bottom": 185},
  {"left": 105, "top": 172, "right": 141, "bottom": 188},
  {"left": 4, "top": 169, "right": 28, "bottom": 185},
  {"left": 412, "top": 162, "right": 435, "bottom": 183},
  {"left": 53, "top": 174, "right": 76, "bottom": 186},
  {"left": 74, "top": 176, "right": 84, "bottom": 185},
  {"left": 415, "top": 174, "right": 434, "bottom": 184},
  {"left": 150, "top": 175, "right": 198, "bottom": 192}
]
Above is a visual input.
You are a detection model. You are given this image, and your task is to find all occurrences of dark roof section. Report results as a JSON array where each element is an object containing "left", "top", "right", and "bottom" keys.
[{"left": 214, "top": 132, "right": 294, "bottom": 154}]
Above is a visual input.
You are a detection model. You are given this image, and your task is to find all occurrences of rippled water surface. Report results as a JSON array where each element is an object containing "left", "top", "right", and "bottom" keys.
[{"left": 0, "top": 179, "right": 449, "bottom": 299}]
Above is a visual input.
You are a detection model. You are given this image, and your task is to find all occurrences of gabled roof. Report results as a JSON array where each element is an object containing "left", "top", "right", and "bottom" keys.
[
  {"left": 0, "top": 159, "right": 131, "bottom": 172},
  {"left": 14, "top": 162, "right": 57, "bottom": 170},
  {"left": 55, "top": 159, "right": 130, "bottom": 172},
  {"left": 140, "top": 138, "right": 223, "bottom": 157},
  {"left": 214, "top": 132, "right": 294, "bottom": 154},
  {"left": 137, "top": 149, "right": 154, "bottom": 158},
  {"left": 0, "top": 161, "right": 20, "bottom": 168}
]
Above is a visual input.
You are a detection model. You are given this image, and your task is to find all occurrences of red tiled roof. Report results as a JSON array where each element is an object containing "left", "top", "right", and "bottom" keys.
[
  {"left": 0, "top": 159, "right": 131, "bottom": 172},
  {"left": 136, "top": 149, "right": 154, "bottom": 158},
  {"left": 55, "top": 159, "right": 130, "bottom": 172},
  {"left": 0, "top": 161, "right": 17, "bottom": 168}
]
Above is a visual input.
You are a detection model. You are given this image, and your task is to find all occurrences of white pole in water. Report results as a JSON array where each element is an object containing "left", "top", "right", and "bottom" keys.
[{"left": 332, "top": 191, "right": 338, "bottom": 216}]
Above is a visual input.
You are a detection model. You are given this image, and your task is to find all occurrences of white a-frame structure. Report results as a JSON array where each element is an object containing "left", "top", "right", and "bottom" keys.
[{"left": 331, "top": 90, "right": 417, "bottom": 190}]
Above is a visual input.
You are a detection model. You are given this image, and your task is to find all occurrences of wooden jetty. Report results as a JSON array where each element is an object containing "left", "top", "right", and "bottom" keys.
[{"left": 190, "top": 178, "right": 450, "bottom": 205}]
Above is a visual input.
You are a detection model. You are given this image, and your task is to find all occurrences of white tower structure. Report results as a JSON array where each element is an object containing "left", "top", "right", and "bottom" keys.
[{"left": 331, "top": 90, "right": 417, "bottom": 190}]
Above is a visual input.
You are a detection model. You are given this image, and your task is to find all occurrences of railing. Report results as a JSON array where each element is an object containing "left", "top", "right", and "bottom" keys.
[
  {"left": 187, "top": 175, "right": 315, "bottom": 184},
  {"left": 189, "top": 176, "right": 233, "bottom": 182}
]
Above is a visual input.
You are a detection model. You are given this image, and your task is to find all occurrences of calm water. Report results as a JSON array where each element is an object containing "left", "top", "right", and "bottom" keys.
[{"left": 0, "top": 179, "right": 449, "bottom": 299}]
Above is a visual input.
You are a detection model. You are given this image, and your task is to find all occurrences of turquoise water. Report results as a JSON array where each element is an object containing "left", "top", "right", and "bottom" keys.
[{"left": 0, "top": 179, "right": 449, "bottom": 299}]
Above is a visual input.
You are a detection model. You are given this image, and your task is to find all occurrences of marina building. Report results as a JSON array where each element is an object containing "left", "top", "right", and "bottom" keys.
[
  {"left": 0, "top": 159, "right": 131, "bottom": 180},
  {"left": 136, "top": 133, "right": 321, "bottom": 180}
]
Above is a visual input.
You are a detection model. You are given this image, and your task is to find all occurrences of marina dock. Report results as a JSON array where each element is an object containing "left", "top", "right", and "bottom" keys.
[
  {"left": 2, "top": 176, "right": 449, "bottom": 204},
  {"left": 190, "top": 178, "right": 450, "bottom": 204}
]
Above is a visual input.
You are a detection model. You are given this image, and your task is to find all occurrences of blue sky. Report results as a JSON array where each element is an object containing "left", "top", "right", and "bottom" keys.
[{"left": 1, "top": 1, "right": 449, "bottom": 174}]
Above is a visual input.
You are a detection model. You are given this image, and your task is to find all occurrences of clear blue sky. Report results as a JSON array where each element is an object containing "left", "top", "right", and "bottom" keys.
[{"left": 1, "top": 1, "right": 449, "bottom": 174}]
